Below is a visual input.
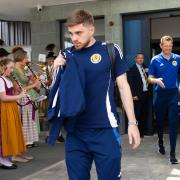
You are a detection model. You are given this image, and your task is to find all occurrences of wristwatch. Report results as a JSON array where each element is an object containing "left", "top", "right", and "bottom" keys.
[{"left": 128, "top": 121, "right": 138, "bottom": 126}]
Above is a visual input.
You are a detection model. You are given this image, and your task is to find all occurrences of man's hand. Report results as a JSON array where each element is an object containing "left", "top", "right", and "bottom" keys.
[
  {"left": 144, "top": 68, "right": 148, "bottom": 73},
  {"left": 133, "top": 96, "right": 138, "bottom": 101},
  {"left": 148, "top": 75, "right": 165, "bottom": 88},
  {"left": 53, "top": 55, "right": 66, "bottom": 69},
  {"left": 156, "top": 78, "right": 165, "bottom": 88},
  {"left": 128, "top": 125, "right": 141, "bottom": 149}
]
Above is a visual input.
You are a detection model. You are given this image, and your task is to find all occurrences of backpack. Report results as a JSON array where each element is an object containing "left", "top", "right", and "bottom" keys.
[{"left": 106, "top": 43, "right": 122, "bottom": 108}]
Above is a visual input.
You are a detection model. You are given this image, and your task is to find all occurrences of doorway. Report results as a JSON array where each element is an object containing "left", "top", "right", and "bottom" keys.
[
  {"left": 123, "top": 10, "right": 180, "bottom": 134},
  {"left": 151, "top": 16, "right": 180, "bottom": 55}
]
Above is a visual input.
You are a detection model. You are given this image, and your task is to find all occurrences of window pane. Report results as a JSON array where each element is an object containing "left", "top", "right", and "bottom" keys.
[{"left": 0, "top": 20, "right": 31, "bottom": 46}]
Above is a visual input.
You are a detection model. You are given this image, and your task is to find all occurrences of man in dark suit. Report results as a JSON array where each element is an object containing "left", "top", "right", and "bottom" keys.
[{"left": 127, "top": 53, "right": 150, "bottom": 137}]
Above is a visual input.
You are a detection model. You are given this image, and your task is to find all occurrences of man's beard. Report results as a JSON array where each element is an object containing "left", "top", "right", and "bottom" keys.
[{"left": 74, "top": 40, "right": 91, "bottom": 50}]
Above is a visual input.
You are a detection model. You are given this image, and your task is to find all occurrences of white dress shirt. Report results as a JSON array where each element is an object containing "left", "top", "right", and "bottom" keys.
[{"left": 136, "top": 63, "right": 148, "bottom": 92}]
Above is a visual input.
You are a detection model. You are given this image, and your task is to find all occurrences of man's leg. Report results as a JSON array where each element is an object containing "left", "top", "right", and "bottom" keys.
[
  {"left": 140, "top": 92, "right": 149, "bottom": 136},
  {"left": 134, "top": 99, "right": 144, "bottom": 137},
  {"left": 168, "top": 95, "right": 179, "bottom": 164},
  {"left": 92, "top": 128, "right": 121, "bottom": 180},
  {"left": 154, "top": 93, "right": 168, "bottom": 154},
  {"left": 65, "top": 132, "right": 93, "bottom": 180}
]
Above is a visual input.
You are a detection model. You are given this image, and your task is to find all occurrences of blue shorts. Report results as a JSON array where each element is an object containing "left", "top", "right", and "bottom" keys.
[{"left": 65, "top": 127, "right": 122, "bottom": 180}]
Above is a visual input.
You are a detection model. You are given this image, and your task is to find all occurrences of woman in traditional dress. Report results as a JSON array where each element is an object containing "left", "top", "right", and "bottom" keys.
[
  {"left": 0, "top": 58, "right": 27, "bottom": 169},
  {"left": 13, "top": 49, "right": 41, "bottom": 148}
]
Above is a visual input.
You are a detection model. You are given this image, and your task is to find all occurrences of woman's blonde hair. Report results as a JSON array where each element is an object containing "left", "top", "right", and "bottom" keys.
[{"left": 0, "top": 58, "right": 13, "bottom": 75}]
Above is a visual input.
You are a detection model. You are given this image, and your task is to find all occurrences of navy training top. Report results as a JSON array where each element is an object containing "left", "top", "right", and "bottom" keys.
[
  {"left": 66, "top": 41, "right": 128, "bottom": 129},
  {"left": 148, "top": 52, "right": 180, "bottom": 91}
]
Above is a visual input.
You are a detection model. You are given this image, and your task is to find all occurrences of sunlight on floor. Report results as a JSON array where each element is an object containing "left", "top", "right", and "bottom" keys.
[{"left": 166, "top": 168, "right": 180, "bottom": 180}]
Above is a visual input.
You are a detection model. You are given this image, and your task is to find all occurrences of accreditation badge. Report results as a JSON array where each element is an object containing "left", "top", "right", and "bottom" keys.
[
  {"left": 172, "top": 60, "right": 177, "bottom": 66},
  {"left": 90, "top": 53, "right": 102, "bottom": 64}
]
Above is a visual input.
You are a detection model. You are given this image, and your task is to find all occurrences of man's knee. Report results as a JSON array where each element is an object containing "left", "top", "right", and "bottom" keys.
[
  {"left": 95, "top": 154, "right": 121, "bottom": 180},
  {"left": 66, "top": 152, "right": 92, "bottom": 180}
]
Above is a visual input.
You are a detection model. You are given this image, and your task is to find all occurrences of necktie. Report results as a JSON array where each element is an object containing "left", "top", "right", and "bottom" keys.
[{"left": 140, "top": 65, "right": 148, "bottom": 88}]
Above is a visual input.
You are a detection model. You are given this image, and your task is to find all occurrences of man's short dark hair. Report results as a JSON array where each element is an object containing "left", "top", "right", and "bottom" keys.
[
  {"left": 135, "top": 53, "right": 144, "bottom": 58},
  {"left": 66, "top": 9, "right": 94, "bottom": 27}
]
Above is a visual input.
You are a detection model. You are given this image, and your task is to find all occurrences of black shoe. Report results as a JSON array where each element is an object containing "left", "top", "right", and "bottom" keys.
[
  {"left": 26, "top": 144, "right": 33, "bottom": 148},
  {"left": 158, "top": 145, "right": 165, "bottom": 155},
  {"left": 12, "top": 163, "right": 18, "bottom": 168},
  {"left": 32, "top": 143, "right": 39, "bottom": 148},
  {"left": 45, "top": 136, "right": 49, "bottom": 143},
  {"left": 170, "top": 153, "right": 179, "bottom": 164},
  {"left": 26, "top": 143, "right": 38, "bottom": 148},
  {"left": 0, "top": 164, "right": 18, "bottom": 169},
  {"left": 57, "top": 135, "right": 65, "bottom": 143},
  {"left": 158, "top": 139, "right": 165, "bottom": 155}
]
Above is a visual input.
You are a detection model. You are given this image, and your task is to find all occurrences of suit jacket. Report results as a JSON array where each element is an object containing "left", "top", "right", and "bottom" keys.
[{"left": 127, "top": 64, "right": 146, "bottom": 98}]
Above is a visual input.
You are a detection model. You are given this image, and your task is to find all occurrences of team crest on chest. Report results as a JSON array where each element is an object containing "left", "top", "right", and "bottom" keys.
[
  {"left": 90, "top": 54, "right": 102, "bottom": 64},
  {"left": 172, "top": 60, "right": 177, "bottom": 66}
]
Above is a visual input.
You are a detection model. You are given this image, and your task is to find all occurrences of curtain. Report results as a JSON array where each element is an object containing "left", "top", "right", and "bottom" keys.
[{"left": 0, "top": 20, "right": 31, "bottom": 46}]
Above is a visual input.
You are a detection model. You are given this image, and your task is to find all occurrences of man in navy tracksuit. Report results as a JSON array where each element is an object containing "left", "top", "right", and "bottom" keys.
[
  {"left": 148, "top": 35, "right": 180, "bottom": 164},
  {"left": 54, "top": 10, "right": 140, "bottom": 180}
]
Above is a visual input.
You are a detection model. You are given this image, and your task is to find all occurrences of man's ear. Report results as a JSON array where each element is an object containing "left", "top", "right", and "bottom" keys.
[{"left": 90, "top": 26, "right": 95, "bottom": 35}]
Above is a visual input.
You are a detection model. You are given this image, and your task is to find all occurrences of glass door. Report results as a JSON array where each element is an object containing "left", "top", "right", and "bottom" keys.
[
  {"left": 123, "top": 17, "right": 153, "bottom": 135},
  {"left": 123, "top": 19, "right": 151, "bottom": 67}
]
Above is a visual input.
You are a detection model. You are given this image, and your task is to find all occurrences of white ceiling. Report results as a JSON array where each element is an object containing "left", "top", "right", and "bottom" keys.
[{"left": 0, "top": 0, "right": 97, "bottom": 21}]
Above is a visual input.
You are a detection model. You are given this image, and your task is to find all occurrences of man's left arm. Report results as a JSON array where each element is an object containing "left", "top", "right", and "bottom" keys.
[{"left": 116, "top": 73, "right": 141, "bottom": 149}]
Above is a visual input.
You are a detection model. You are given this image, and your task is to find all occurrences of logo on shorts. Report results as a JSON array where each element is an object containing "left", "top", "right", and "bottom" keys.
[
  {"left": 90, "top": 54, "right": 102, "bottom": 64},
  {"left": 118, "top": 171, "right": 122, "bottom": 178},
  {"left": 172, "top": 60, "right": 177, "bottom": 66}
]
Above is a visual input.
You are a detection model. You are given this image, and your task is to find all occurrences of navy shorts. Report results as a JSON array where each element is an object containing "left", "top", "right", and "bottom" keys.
[{"left": 65, "top": 127, "right": 122, "bottom": 180}]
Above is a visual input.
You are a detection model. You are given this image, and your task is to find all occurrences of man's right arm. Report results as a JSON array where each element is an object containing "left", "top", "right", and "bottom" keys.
[
  {"left": 148, "top": 75, "right": 165, "bottom": 88},
  {"left": 148, "top": 58, "right": 165, "bottom": 88}
]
